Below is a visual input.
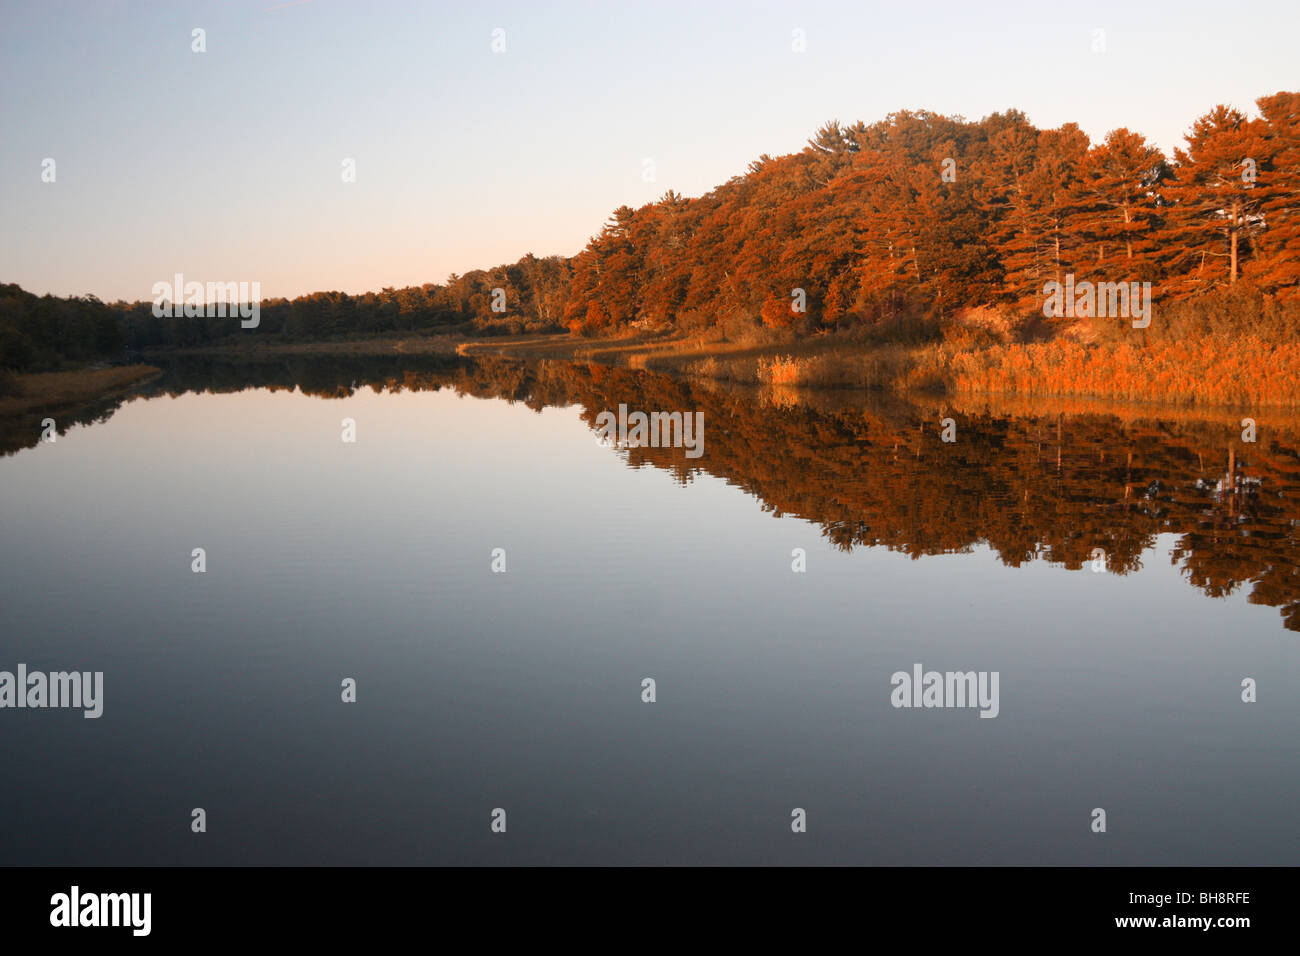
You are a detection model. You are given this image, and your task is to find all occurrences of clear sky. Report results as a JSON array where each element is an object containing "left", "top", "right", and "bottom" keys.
[{"left": 2, "top": 0, "right": 1297, "bottom": 302}]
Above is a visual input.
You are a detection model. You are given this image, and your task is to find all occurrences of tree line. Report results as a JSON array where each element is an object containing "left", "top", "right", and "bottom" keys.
[
  {"left": 2, "top": 91, "right": 1297, "bottom": 372},
  {"left": 0, "top": 255, "right": 574, "bottom": 371},
  {"left": 563, "top": 92, "right": 1299, "bottom": 335}
]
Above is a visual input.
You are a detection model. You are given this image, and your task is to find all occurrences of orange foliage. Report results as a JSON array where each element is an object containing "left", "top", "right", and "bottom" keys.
[{"left": 945, "top": 337, "right": 1300, "bottom": 406}]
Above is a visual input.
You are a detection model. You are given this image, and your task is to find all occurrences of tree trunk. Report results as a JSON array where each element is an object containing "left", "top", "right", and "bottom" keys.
[{"left": 1230, "top": 202, "right": 1239, "bottom": 284}]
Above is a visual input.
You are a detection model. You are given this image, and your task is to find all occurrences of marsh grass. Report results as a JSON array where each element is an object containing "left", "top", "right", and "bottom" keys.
[{"left": 0, "top": 365, "right": 160, "bottom": 416}]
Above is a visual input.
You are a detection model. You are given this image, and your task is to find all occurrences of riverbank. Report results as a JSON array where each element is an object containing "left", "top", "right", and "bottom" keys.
[
  {"left": 137, "top": 322, "right": 1300, "bottom": 409},
  {"left": 0, "top": 365, "right": 162, "bottom": 417},
  {"left": 459, "top": 330, "right": 1300, "bottom": 409},
  {"left": 141, "top": 334, "right": 468, "bottom": 359}
]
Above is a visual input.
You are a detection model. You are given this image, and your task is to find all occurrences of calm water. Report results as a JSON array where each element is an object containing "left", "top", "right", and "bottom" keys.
[{"left": 1, "top": 355, "right": 1297, "bottom": 865}]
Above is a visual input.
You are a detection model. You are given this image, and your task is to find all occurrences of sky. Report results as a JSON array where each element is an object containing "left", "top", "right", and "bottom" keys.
[{"left": 1, "top": 0, "right": 1297, "bottom": 302}]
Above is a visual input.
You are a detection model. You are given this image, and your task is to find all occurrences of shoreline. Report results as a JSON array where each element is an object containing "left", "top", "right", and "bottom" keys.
[
  {"left": 0, "top": 365, "right": 162, "bottom": 418},
  {"left": 130, "top": 327, "right": 1300, "bottom": 412},
  {"left": 457, "top": 331, "right": 1300, "bottom": 412}
]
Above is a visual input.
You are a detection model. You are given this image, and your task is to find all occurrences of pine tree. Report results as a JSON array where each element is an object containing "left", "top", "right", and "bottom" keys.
[
  {"left": 1156, "top": 106, "right": 1271, "bottom": 296},
  {"left": 1249, "top": 92, "right": 1300, "bottom": 299},
  {"left": 1077, "top": 128, "right": 1167, "bottom": 278}
]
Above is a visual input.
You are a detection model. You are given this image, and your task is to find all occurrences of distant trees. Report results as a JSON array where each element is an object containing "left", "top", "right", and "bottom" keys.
[
  {"left": 0, "top": 250, "right": 578, "bottom": 368},
  {"left": 0, "top": 284, "right": 123, "bottom": 371},
  {"left": 4, "top": 91, "right": 1297, "bottom": 369},
  {"left": 116, "top": 256, "right": 573, "bottom": 353}
]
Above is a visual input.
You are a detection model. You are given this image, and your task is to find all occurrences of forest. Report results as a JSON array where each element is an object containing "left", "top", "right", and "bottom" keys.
[
  {"left": 2, "top": 92, "right": 1297, "bottom": 378},
  {"left": 557, "top": 91, "right": 1299, "bottom": 335}
]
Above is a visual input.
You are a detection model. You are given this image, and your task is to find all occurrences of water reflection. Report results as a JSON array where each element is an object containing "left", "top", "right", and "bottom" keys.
[{"left": 5, "top": 352, "right": 1298, "bottom": 631}]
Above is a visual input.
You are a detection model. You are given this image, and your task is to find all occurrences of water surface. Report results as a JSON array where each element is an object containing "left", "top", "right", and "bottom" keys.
[{"left": 1, "top": 356, "right": 1297, "bottom": 864}]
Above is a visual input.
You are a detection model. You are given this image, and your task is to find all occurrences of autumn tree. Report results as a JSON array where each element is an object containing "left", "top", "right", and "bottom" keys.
[
  {"left": 1076, "top": 128, "right": 1167, "bottom": 276},
  {"left": 1249, "top": 92, "right": 1300, "bottom": 299},
  {"left": 1156, "top": 105, "right": 1271, "bottom": 295},
  {"left": 987, "top": 124, "right": 1091, "bottom": 307}
]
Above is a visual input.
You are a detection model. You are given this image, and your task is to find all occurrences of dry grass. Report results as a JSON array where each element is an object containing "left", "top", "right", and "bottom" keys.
[
  {"left": 753, "top": 346, "right": 949, "bottom": 392},
  {"left": 712, "top": 335, "right": 1300, "bottom": 408},
  {"left": 943, "top": 337, "right": 1300, "bottom": 407},
  {"left": 0, "top": 365, "right": 161, "bottom": 416},
  {"left": 757, "top": 355, "right": 801, "bottom": 385},
  {"left": 462, "top": 326, "right": 1300, "bottom": 408}
]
